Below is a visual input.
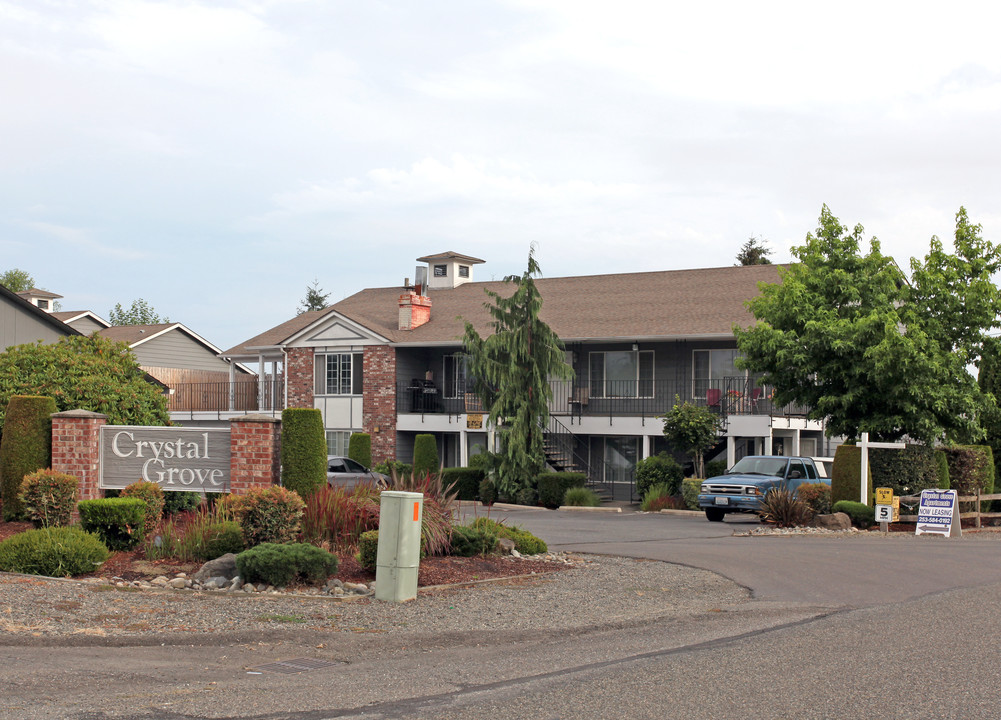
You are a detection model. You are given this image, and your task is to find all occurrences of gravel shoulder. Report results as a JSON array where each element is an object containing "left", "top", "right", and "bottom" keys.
[{"left": 0, "top": 554, "right": 749, "bottom": 645}]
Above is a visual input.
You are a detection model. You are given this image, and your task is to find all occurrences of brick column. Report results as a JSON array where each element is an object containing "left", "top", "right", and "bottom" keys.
[
  {"left": 286, "top": 347, "right": 315, "bottom": 408},
  {"left": 230, "top": 414, "right": 281, "bottom": 494},
  {"left": 363, "top": 345, "right": 397, "bottom": 464},
  {"left": 51, "top": 410, "right": 107, "bottom": 510}
]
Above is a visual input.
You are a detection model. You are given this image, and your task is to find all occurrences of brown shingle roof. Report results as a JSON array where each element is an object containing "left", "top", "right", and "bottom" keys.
[
  {"left": 98, "top": 324, "right": 177, "bottom": 344},
  {"left": 224, "top": 264, "right": 783, "bottom": 355}
]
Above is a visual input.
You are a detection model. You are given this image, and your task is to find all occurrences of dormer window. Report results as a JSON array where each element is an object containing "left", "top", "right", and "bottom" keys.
[
  {"left": 37, "top": 299, "right": 49, "bottom": 310},
  {"left": 458, "top": 265, "right": 469, "bottom": 278},
  {"left": 433, "top": 265, "right": 447, "bottom": 277}
]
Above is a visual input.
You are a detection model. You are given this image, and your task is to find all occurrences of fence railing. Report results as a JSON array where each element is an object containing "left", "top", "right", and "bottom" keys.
[
  {"left": 899, "top": 491, "right": 1001, "bottom": 528},
  {"left": 397, "top": 377, "right": 810, "bottom": 419},
  {"left": 168, "top": 379, "right": 284, "bottom": 414}
]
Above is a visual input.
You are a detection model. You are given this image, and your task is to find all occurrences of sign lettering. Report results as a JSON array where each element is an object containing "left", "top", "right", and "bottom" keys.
[{"left": 100, "top": 426, "right": 230, "bottom": 493}]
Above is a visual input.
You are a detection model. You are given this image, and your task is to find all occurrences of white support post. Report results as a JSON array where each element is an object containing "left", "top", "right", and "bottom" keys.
[
  {"left": 642, "top": 435, "right": 651, "bottom": 460},
  {"left": 726, "top": 435, "right": 736, "bottom": 468},
  {"left": 858, "top": 432, "right": 906, "bottom": 504}
]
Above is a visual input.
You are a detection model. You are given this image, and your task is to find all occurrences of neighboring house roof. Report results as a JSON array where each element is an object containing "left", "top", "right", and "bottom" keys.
[
  {"left": 224, "top": 263, "right": 784, "bottom": 356},
  {"left": 99, "top": 323, "right": 255, "bottom": 375},
  {"left": 0, "top": 284, "right": 80, "bottom": 342},
  {"left": 416, "top": 251, "right": 486, "bottom": 264},
  {"left": 16, "top": 288, "right": 63, "bottom": 300},
  {"left": 51, "top": 310, "right": 112, "bottom": 328}
]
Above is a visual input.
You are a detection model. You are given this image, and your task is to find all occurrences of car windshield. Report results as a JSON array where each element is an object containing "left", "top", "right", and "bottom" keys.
[{"left": 728, "top": 457, "right": 788, "bottom": 476}]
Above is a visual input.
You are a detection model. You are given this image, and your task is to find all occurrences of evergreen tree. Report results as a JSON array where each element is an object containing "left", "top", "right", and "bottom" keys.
[
  {"left": 298, "top": 279, "right": 330, "bottom": 314},
  {"left": 735, "top": 235, "right": 773, "bottom": 265},
  {"left": 462, "top": 247, "right": 573, "bottom": 496}
]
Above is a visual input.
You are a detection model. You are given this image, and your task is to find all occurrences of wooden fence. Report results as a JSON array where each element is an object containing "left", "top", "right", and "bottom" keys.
[{"left": 899, "top": 491, "right": 1001, "bottom": 528}]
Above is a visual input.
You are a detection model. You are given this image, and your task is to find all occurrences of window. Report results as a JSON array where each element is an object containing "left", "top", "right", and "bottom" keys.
[
  {"left": 433, "top": 264, "right": 447, "bottom": 277},
  {"left": 589, "top": 351, "right": 653, "bottom": 398},
  {"left": 38, "top": 299, "right": 49, "bottom": 310},
  {"left": 314, "top": 353, "right": 363, "bottom": 395},
  {"left": 443, "top": 353, "right": 467, "bottom": 399},
  {"left": 693, "top": 349, "right": 742, "bottom": 397},
  {"left": 458, "top": 265, "right": 469, "bottom": 278},
  {"left": 326, "top": 430, "right": 351, "bottom": 456}
]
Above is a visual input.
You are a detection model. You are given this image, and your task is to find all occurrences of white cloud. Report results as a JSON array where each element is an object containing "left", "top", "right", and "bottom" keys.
[{"left": 20, "top": 221, "right": 149, "bottom": 260}]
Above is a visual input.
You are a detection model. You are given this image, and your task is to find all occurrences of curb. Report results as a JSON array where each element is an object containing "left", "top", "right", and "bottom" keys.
[
  {"left": 558, "top": 505, "right": 622, "bottom": 513},
  {"left": 659, "top": 509, "right": 703, "bottom": 516}
]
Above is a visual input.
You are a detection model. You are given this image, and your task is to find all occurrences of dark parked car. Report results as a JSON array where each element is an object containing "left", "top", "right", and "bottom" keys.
[{"left": 326, "top": 456, "right": 389, "bottom": 488}]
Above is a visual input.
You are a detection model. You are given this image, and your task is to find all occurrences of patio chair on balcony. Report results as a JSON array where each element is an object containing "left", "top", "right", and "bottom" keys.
[
  {"left": 706, "top": 388, "right": 722, "bottom": 408},
  {"left": 569, "top": 386, "right": 589, "bottom": 412}
]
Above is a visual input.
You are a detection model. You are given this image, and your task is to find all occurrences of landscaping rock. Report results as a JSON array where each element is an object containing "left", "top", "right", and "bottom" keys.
[
  {"left": 813, "top": 512, "right": 852, "bottom": 531},
  {"left": 192, "top": 554, "right": 239, "bottom": 583},
  {"left": 167, "top": 577, "right": 188, "bottom": 589},
  {"left": 497, "top": 538, "right": 516, "bottom": 555}
]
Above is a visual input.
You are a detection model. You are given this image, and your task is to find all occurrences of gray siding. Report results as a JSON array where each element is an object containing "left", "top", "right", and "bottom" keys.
[
  {"left": 66, "top": 316, "right": 107, "bottom": 335},
  {"left": 132, "top": 330, "right": 230, "bottom": 372},
  {"left": 0, "top": 296, "right": 70, "bottom": 350}
]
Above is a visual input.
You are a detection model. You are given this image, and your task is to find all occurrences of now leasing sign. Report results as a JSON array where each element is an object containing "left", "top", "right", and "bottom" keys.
[{"left": 100, "top": 426, "right": 231, "bottom": 493}]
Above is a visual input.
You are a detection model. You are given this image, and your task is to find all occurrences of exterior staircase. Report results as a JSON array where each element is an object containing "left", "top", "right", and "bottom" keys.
[{"left": 542, "top": 413, "right": 616, "bottom": 502}]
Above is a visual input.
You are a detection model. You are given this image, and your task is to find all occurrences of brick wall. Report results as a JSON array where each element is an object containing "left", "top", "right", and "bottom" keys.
[
  {"left": 363, "top": 345, "right": 397, "bottom": 464},
  {"left": 51, "top": 410, "right": 106, "bottom": 506},
  {"left": 286, "top": 347, "right": 314, "bottom": 408},
  {"left": 398, "top": 293, "right": 432, "bottom": 330},
  {"left": 229, "top": 415, "right": 281, "bottom": 494}
]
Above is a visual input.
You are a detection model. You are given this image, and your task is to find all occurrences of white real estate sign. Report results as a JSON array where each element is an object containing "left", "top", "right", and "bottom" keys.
[{"left": 915, "top": 489, "right": 961, "bottom": 538}]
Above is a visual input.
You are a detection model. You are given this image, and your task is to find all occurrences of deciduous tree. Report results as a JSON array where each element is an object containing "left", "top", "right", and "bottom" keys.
[
  {"left": 0, "top": 268, "right": 35, "bottom": 293},
  {"left": 735, "top": 205, "right": 1001, "bottom": 445},
  {"left": 462, "top": 248, "right": 572, "bottom": 496},
  {"left": 660, "top": 397, "right": 725, "bottom": 478},
  {"left": 108, "top": 298, "right": 168, "bottom": 325}
]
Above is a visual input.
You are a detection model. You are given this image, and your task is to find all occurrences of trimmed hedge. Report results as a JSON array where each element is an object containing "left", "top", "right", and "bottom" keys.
[
  {"left": 358, "top": 529, "right": 379, "bottom": 570},
  {"left": 237, "top": 485, "right": 306, "bottom": 547},
  {"left": 537, "top": 472, "right": 587, "bottom": 509},
  {"left": 442, "top": 467, "right": 485, "bottom": 501},
  {"left": 635, "top": 453, "right": 684, "bottom": 498},
  {"left": 0, "top": 395, "right": 57, "bottom": 521},
  {"left": 940, "top": 445, "right": 994, "bottom": 496},
  {"left": 831, "top": 445, "right": 873, "bottom": 506},
  {"left": 78, "top": 498, "right": 147, "bottom": 550},
  {"left": 869, "top": 444, "right": 942, "bottom": 497},
  {"left": 348, "top": 433, "right": 372, "bottom": 469},
  {"left": 236, "top": 543, "right": 338, "bottom": 587},
  {"left": 18, "top": 469, "right": 78, "bottom": 528},
  {"left": 832, "top": 500, "right": 875, "bottom": 528},
  {"left": 196, "top": 520, "right": 246, "bottom": 561},
  {"left": 413, "top": 434, "right": 439, "bottom": 478},
  {"left": 0, "top": 526, "right": 109, "bottom": 577},
  {"left": 281, "top": 408, "right": 327, "bottom": 497}
]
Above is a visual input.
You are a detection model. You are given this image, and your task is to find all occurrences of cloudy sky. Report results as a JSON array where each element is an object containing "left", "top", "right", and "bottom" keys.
[{"left": 2, "top": 0, "right": 1000, "bottom": 351}]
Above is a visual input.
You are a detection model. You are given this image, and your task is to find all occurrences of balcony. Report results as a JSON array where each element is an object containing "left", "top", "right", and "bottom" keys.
[
  {"left": 397, "top": 378, "right": 811, "bottom": 419},
  {"left": 167, "top": 378, "right": 285, "bottom": 419}
]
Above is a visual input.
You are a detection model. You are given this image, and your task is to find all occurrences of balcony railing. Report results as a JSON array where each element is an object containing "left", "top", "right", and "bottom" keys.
[
  {"left": 397, "top": 377, "right": 811, "bottom": 419},
  {"left": 167, "top": 378, "right": 285, "bottom": 415}
]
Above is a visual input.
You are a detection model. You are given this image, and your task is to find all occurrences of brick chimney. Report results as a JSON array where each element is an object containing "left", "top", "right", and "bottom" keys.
[{"left": 399, "top": 292, "right": 432, "bottom": 330}]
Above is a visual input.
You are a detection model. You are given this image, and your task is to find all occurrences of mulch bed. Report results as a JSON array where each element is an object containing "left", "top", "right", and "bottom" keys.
[{"left": 0, "top": 520, "right": 565, "bottom": 587}]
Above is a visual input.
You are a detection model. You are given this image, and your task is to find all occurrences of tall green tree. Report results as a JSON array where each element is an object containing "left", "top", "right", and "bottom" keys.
[
  {"left": 660, "top": 397, "right": 725, "bottom": 478},
  {"left": 735, "top": 235, "right": 773, "bottom": 265},
  {"left": 108, "top": 298, "right": 168, "bottom": 325},
  {"left": 298, "top": 279, "right": 330, "bottom": 314},
  {"left": 462, "top": 248, "right": 572, "bottom": 496},
  {"left": 735, "top": 205, "right": 1001, "bottom": 445},
  {"left": 0, "top": 268, "right": 35, "bottom": 293},
  {"left": 0, "top": 335, "right": 170, "bottom": 427}
]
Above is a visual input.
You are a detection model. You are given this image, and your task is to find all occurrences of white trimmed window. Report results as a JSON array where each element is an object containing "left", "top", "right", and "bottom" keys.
[
  {"left": 314, "top": 353, "right": 363, "bottom": 396},
  {"left": 326, "top": 431, "right": 352, "bottom": 456},
  {"left": 589, "top": 350, "right": 654, "bottom": 398},
  {"left": 443, "top": 353, "right": 467, "bottom": 399}
]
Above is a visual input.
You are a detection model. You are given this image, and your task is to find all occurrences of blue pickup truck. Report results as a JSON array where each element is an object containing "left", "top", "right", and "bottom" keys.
[{"left": 698, "top": 455, "right": 828, "bottom": 522}]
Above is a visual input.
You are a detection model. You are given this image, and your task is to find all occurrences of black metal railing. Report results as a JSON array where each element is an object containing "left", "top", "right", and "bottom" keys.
[{"left": 168, "top": 378, "right": 284, "bottom": 414}]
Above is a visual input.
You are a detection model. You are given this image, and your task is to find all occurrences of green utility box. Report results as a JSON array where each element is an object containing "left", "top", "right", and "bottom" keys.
[{"left": 375, "top": 491, "right": 424, "bottom": 602}]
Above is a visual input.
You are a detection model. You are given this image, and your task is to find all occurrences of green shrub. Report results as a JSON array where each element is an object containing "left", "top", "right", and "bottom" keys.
[
  {"left": 300, "top": 484, "right": 381, "bottom": 551},
  {"left": 515, "top": 486, "right": 539, "bottom": 507},
  {"left": 442, "top": 467, "right": 485, "bottom": 501},
  {"left": 831, "top": 445, "right": 873, "bottom": 505},
  {"left": 760, "top": 487, "right": 812, "bottom": 527},
  {"left": 537, "top": 472, "right": 587, "bottom": 509},
  {"left": 796, "top": 483, "right": 832, "bottom": 516},
  {"left": 832, "top": 500, "right": 875, "bottom": 528},
  {"left": 705, "top": 460, "right": 728, "bottom": 478},
  {"left": 450, "top": 524, "right": 498, "bottom": 556},
  {"left": 413, "top": 434, "right": 439, "bottom": 478},
  {"left": 281, "top": 408, "right": 326, "bottom": 497},
  {"left": 120, "top": 481, "right": 165, "bottom": 537},
  {"left": 563, "top": 486, "right": 600, "bottom": 507},
  {"left": 682, "top": 478, "right": 702, "bottom": 510},
  {"left": 373, "top": 460, "right": 412, "bottom": 478},
  {"left": 78, "top": 498, "right": 147, "bottom": 550},
  {"left": 467, "top": 517, "right": 547, "bottom": 554},
  {"left": 18, "top": 469, "right": 78, "bottom": 528},
  {"left": 941, "top": 445, "right": 994, "bottom": 513},
  {"left": 357, "top": 530, "right": 379, "bottom": 570},
  {"left": 635, "top": 453, "right": 684, "bottom": 498},
  {"left": 347, "top": 433, "right": 372, "bottom": 469},
  {"left": 238, "top": 486, "right": 306, "bottom": 547},
  {"left": 869, "top": 444, "right": 942, "bottom": 498},
  {"left": 236, "top": 543, "right": 338, "bottom": 587},
  {"left": 640, "top": 481, "right": 676, "bottom": 512},
  {"left": 0, "top": 526, "right": 109, "bottom": 577},
  {"left": 0, "top": 395, "right": 56, "bottom": 521},
  {"left": 196, "top": 520, "right": 246, "bottom": 561},
  {"left": 163, "top": 491, "right": 203, "bottom": 515},
  {"left": 934, "top": 450, "right": 951, "bottom": 489},
  {"left": 479, "top": 477, "right": 497, "bottom": 505}
]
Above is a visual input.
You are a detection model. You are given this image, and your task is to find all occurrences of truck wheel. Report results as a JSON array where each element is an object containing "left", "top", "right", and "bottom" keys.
[{"left": 705, "top": 508, "right": 726, "bottom": 522}]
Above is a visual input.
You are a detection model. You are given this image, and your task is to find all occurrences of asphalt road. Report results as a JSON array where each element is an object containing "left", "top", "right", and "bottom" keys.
[{"left": 4, "top": 509, "right": 1001, "bottom": 720}]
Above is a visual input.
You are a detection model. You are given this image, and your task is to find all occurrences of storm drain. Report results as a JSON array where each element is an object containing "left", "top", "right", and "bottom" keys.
[{"left": 251, "top": 658, "right": 347, "bottom": 674}]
